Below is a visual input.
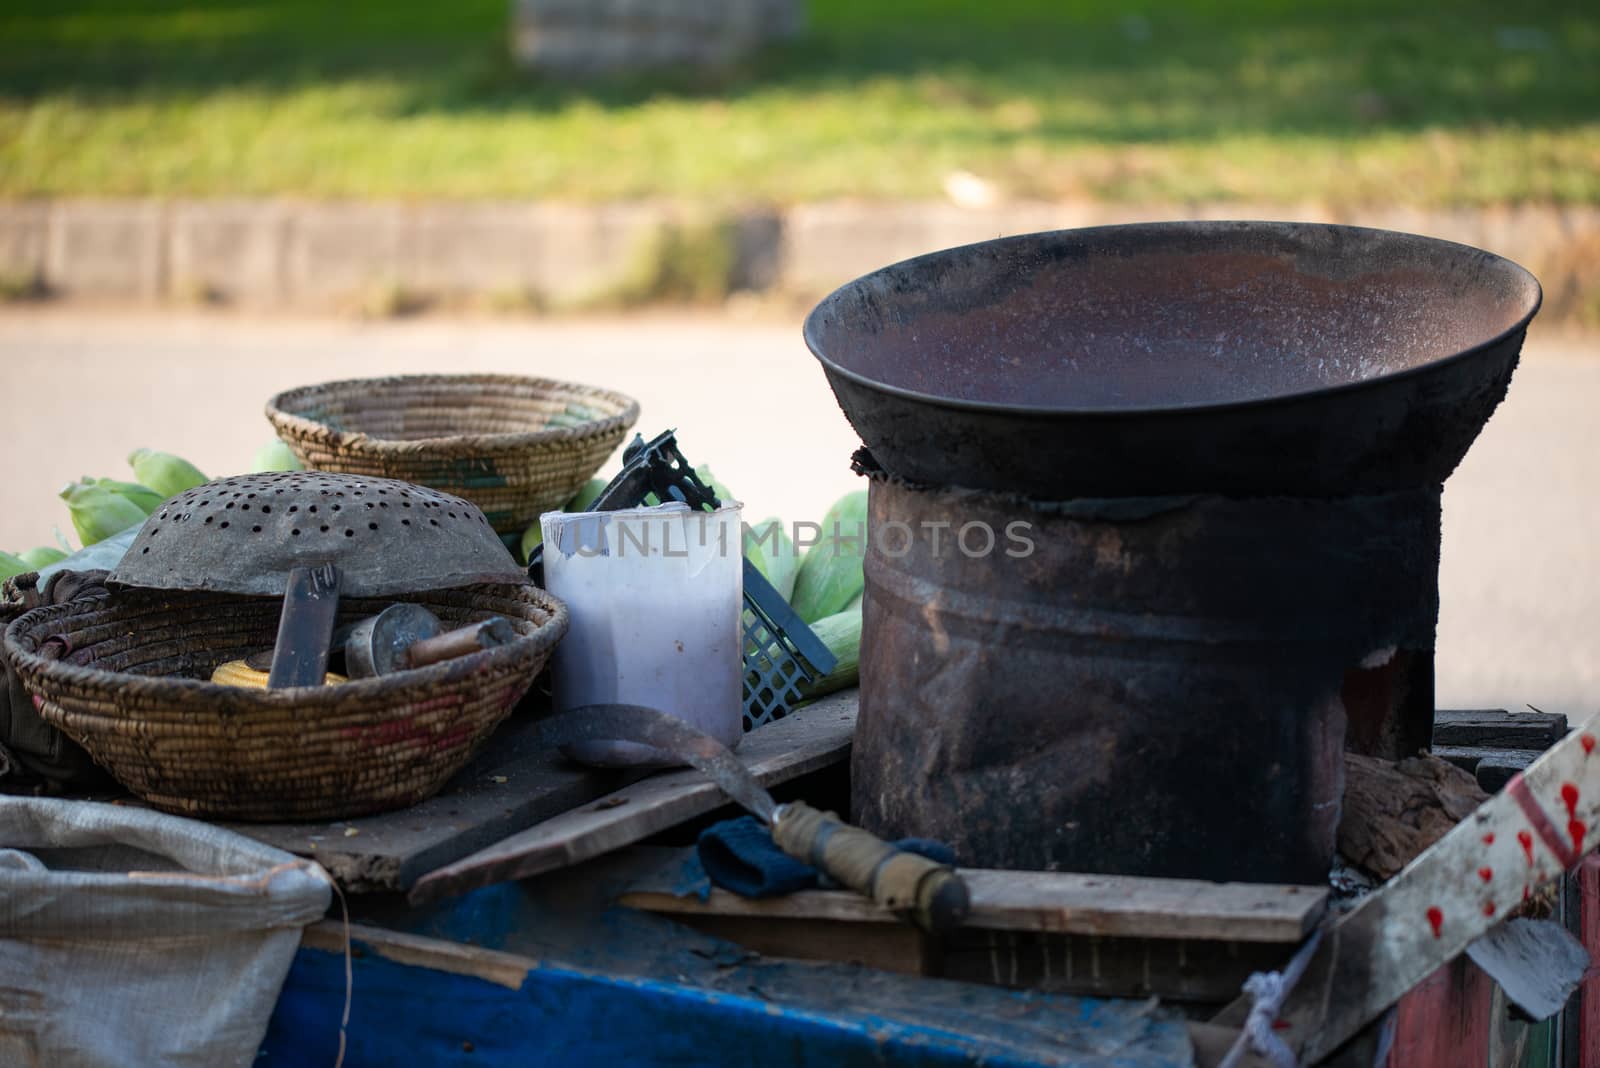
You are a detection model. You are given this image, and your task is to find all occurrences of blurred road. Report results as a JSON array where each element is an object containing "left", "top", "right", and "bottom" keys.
[{"left": 0, "top": 310, "right": 1594, "bottom": 722}]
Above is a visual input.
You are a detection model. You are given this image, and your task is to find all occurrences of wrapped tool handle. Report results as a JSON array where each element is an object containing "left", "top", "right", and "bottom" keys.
[
  {"left": 406, "top": 618, "right": 516, "bottom": 669},
  {"left": 771, "top": 801, "right": 969, "bottom": 934}
]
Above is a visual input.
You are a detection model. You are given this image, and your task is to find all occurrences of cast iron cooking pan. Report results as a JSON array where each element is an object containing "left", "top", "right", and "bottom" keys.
[{"left": 804, "top": 222, "right": 1542, "bottom": 498}]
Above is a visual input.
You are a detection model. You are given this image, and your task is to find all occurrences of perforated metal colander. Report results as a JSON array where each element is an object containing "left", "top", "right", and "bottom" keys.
[{"left": 110, "top": 472, "right": 526, "bottom": 597}]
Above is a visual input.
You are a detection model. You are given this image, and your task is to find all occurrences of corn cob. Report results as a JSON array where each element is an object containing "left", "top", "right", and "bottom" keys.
[
  {"left": 60, "top": 481, "right": 149, "bottom": 546},
  {"left": 251, "top": 440, "right": 304, "bottom": 473},
  {"left": 796, "top": 606, "right": 862, "bottom": 699},
  {"left": 127, "top": 448, "right": 207, "bottom": 497},
  {"left": 85, "top": 477, "right": 163, "bottom": 515},
  {"left": 745, "top": 516, "right": 800, "bottom": 601},
  {"left": 790, "top": 490, "right": 868, "bottom": 623}
]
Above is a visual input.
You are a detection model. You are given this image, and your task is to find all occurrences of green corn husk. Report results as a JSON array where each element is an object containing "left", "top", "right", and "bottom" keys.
[
  {"left": 745, "top": 516, "right": 800, "bottom": 601},
  {"left": 85, "top": 477, "right": 163, "bottom": 515},
  {"left": 565, "top": 478, "right": 608, "bottom": 512},
  {"left": 796, "top": 606, "right": 862, "bottom": 699},
  {"left": 251, "top": 439, "right": 304, "bottom": 473},
  {"left": 18, "top": 546, "right": 68, "bottom": 569},
  {"left": 127, "top": 448, "right": 207, "bottom": 497},
  {"left": 60, "top": 481, "right": 149, "bottom": 546},
  {"left": 0, "top": 551, "right": 29, "bottom": 581},
  {"left": 790, "top": 490, "right": 868, "bottom": 624}
]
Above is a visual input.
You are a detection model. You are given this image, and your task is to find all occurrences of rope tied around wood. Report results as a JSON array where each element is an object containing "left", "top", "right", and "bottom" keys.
[{"left": 1220, "top": 927, "right": 1325, "bottom": 1068}]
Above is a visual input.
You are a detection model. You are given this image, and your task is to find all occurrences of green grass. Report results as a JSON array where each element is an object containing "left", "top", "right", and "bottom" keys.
[{"left": 0, "top": 0, "right": 1596, "bottom": 205}]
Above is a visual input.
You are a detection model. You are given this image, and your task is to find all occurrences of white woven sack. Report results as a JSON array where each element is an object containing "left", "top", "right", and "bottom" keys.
[{"left": 0, "top": 796, "right": 332, "bottom": 1067}]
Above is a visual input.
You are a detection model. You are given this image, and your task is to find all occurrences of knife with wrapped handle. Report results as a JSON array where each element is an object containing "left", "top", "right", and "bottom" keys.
[{"left": 439, "top": 702, "right": 969, "bottom": 933}]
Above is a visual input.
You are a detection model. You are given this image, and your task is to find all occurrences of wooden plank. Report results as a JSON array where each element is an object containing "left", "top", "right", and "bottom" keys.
[
  {"left": 278, "top": 892, "right": 1198, "bottom": 1068},
  {"left": 408, "top": 689, "right": 859, "bottom": 905},
  {"left": 1435, "top": 745, "right": 1539, "bottom": 793},
  {"left": 1580, "top": 855, "right": 1600, "bottom": 1068},
  {"left": 1559, "top": 867, "right": 1579, "bottom": 1068},
  {"left": 1222, "top": 710, "right": 1600, "bottom": 1065},
  {"left": 668, "top": 914, "right": 935, "bottom": 977},
  {"left": 1188, "top": 1022, "right": 1277, "bottom": 1068},
  {"left": 941, "top": 930, "right": 1291, "bottom": 1003},
  {"left": 1479, "top": 753, "right": 1541, "bottom": 794},
  {"left": 226, "top": 712, "right": 646, "bottom": 892},
  {"left": 1435, "top": 710, "right": 1568, "bottom": 751},
  {"left": 623, "top": 862, "right": 1326, "bottom": 943},
  {"left": 301, "top": 920, "right": 535, "bottom": 991},
  {"left": 1387, "top": 957, "right": 1494, "bottom": 1068},
  {"left": 965, "top": 870, "right": 1325, "bottom": 942}
]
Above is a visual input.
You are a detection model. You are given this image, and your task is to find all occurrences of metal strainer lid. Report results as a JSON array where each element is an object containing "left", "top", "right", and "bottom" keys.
[{"left": 110, "top": 473, "right": 527, "bottom": 597}]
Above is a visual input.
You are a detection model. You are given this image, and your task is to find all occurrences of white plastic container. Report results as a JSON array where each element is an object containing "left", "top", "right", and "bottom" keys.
[{"left": 541, "top": 501, "right": 744, "bottom": 766}]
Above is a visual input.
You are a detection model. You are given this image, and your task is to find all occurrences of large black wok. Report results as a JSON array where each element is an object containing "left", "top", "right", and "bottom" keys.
[{"left": 804, "top": 222, "right": 1542, "bottom": 497}]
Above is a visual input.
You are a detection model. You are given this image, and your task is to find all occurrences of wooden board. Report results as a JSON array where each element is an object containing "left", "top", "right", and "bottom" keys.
[
  {"left": 1220, "top": 710, "right": 1600, "bottom": 1065},
  {"left": 1580, "top": 855, "right": 1600, "bottom": 1068},
  {"left": 225, "top": 711, "right": 646, "bottom": 892},
  {"left": 668, "top": 914, "right": 936, "bottom": 977},
  {"left": 1434, "top": 709, "right": 1568, "bottom": 750},
  {"left": 942, "top": 930, "right": 1292, "bottom": 1004},
  {"left": 1433, "top": 744, "right": 1539, "bottom": 793},
  {"left": 623, "top": 860, "right": 1326, "bottom": 943},
  {"left": 408, "top": 689, "right": 859, "bottom": 904},
  {"left": 1386, "top": 957, "right": 1494, "bottom": 1068},
  {"left": 274, "top": 886, "right": 1203, "bottom": 1067}
]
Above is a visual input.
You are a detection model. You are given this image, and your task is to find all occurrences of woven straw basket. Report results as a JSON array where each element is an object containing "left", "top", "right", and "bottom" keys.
[
  {"left": 4, "top": 584, "right": 567, "bottom": 821},
  {"left": 265, "top": 375, "right": 640, "bottom": 537}
]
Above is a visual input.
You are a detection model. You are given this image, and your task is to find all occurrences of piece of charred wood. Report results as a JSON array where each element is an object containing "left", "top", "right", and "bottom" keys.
[
  {"left": 1432, "top": 709, "right": 1567, "bottom": 750},
  {"left": 1430, "top": 745, "right": 1539, "bottom": 794},
  {"left": 1339, "top": 752, "right": 1489, "bottom": 881}
]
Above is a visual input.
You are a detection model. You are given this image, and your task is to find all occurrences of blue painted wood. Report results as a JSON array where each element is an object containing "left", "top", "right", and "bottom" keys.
[
  {"left": 260, "top": 931, "right": 1193, "bottom": 1068},
  {"left": 265, "top": 851, "right": 1195, "bottom": 1065}
]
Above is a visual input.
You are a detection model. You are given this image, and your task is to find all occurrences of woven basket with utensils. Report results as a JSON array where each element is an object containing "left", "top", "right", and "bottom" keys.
[
  {"left": 5, "top": 583, "right": 566, "bottom": 820},
  {"left": 2, "top": 471, "right": 568, "bottom": 821}
]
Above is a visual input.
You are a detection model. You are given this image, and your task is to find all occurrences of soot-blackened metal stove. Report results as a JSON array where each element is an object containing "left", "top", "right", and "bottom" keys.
[{"left": 806, "top": 222, "right": 1542, "bottom": 885}]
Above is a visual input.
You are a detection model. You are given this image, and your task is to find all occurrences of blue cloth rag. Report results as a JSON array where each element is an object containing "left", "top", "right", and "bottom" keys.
[{"left": 689, "top": 815, "right": 956, "bottom": 899}]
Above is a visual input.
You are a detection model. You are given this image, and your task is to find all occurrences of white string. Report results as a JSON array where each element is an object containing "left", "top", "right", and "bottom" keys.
[
  {"left": 326, "top": 877, "right": 353, "bottom": 1068},
  {"left": 1219, "top": 928, "right": 1325, "bottom": 1068}
]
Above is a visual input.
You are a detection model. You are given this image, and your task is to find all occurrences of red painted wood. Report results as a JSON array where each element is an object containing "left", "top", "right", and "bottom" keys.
[
  {"left": 1580, "top": 855, "right": 1600, "bottom": 1068},
  {"left": 1388, "top": 956, "right": 1493, "bottom": 1068}
]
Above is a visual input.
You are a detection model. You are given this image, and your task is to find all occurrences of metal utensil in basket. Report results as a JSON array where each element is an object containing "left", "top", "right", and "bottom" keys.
[
  {"left": 114, "top": 471, "right": 533, "bottom": 688},
  {"left": 111, "top": 471, "right": 525, "bottom": 596},
  {"left": 2, "top": 471, "right": 566, "bottom": 821}
]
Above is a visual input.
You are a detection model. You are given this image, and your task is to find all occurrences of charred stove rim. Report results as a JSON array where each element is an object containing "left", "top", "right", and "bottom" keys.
[
  {"left": 803, "top": 220, "right": 1543, "bottom": 419},
  {"left": 849, "top": 446, "right": 1443, "bottom": 517}
]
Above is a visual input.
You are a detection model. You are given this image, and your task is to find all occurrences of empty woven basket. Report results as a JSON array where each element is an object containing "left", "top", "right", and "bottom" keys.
[
  {"left": 266, "top": 375, "right": 640, "bottom": 537},
  {"left": 4, "top": 585, "right": 567, "bottom": 821}
]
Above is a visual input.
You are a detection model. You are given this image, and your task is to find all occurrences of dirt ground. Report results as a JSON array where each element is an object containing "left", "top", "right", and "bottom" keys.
[{"left": 0, "top": 309, "right": 1594, "bottom": 722}]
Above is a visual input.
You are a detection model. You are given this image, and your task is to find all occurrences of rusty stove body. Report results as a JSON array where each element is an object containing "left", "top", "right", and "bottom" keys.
[{"left": 805, "top": 222, "right": 1543, "bottom": 884}]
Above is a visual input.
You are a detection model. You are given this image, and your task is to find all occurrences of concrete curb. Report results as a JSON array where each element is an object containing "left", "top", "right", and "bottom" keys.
[{"left": 2, "top": 198, "right": 1596, "bottom": 320}]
